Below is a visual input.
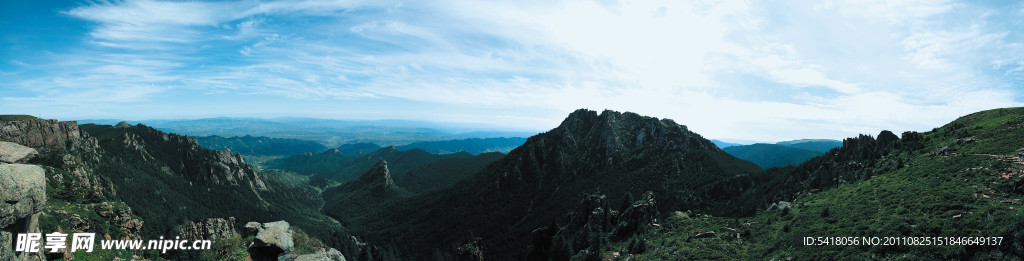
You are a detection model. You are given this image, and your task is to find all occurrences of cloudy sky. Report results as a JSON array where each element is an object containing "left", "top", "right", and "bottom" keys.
[{"left": 2, "top": 0, "right": 1023, "bottom": 142}]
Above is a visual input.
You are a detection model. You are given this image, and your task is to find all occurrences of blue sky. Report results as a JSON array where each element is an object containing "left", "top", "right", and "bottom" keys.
[{"left": 1, "top": 0, "right": 1023, "bottom": 142}]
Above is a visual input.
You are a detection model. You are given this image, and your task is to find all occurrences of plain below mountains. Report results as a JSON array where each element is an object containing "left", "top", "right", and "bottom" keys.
[
  {"left": 197, "top": 136, "right": 527, "bottom": 156},
  {"left": 335, "top": 137, "right": 527, "bottom": 155}
]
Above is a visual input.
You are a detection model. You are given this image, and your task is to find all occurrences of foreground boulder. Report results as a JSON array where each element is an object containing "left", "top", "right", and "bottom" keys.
[
  {"left": 247, "top": 221, "right": 294, "bottom": 260},
  {"left": 0, "top": 142, "right": 46, "bottom": 261},
  {"left": 245, "top": 220, "right": 347, "bottom": 261},
  {"left": 0, "top": 164, "right": 45, "bottom": 228}
]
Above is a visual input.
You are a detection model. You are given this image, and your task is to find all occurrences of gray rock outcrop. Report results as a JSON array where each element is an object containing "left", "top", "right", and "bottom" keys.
[
  {"left": 254, "top": 221, "right": 294, "bottom": 252},
  {"left": 0, "top": 141, "right": 46, "bottom": 261},
  {"left": 246, "top": 220, "right": 347, "bottom": 261},
  {"left": 0, "top": 142, "right": 37, "bottom": 164},
  {"left": 283, "top": 248, "right": 347, "bottom": 261},
  {"left": 247, "top": 221, "right": 295, "bottom": 261},
  {"left": 0, "top": 164, "right": 45, "bottom": 228},
  {"left": 767, "top": 201, "right": 794, "bottom": 212},
  {"left": 177, "top": 217, "right": 239, "bottom": 242}
]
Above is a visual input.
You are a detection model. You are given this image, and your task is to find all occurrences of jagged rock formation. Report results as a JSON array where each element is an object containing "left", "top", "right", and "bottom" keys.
[
  {"left": 526, "top": 192, "right": 659, "bottom": 260},
  {"left": 47, "top": 202, "right": 143, "bottom": 240},
  {"left": 727, "top": 130, "right": 916, "bottom": 215},
  {"left": 323, "top": 160, "right": 409, "bottom": 225},
  {"left": 176, "top": 217, "right": 238, "bottom": 242},
  {"left": 344, "top": 160, "right": 399, "bottom": 194},
  {"left": 0, "top": 142, "right": 46, "bottom": 261}
]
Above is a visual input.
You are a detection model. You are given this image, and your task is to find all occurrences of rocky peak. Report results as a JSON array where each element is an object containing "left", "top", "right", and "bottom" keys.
[
  {"left": 876, "top": 130, "right": 899, "bottom": 153},
  {"left": 557, "top": 109, "right": 601, "bottom": 131},
  {"left": 115, "top": 121, "right": 132, "bottom": 128},
  {"left": 353, "top": 160, "right": 397, "bottom": 190}
]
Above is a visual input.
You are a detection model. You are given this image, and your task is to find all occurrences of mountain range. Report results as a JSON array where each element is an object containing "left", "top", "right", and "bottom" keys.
[
  {"left": 2, "top": 107, "right": 1022, "bottom": 260},
  {"left": 79, "top": 117, "right": 537, "bottom": 148}
]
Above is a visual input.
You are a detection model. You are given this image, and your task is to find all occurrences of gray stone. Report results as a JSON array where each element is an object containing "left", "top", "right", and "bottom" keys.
[
  {"left": 766, "top": 201, "right": 794, "bottom": 212},
  {"left": 255, "top": 221, "right": 293, "bottom": 252},
  {"left": 244, "top": 221, "right": 262, "bottom": 237},
  {"left": 247, "top": 220, "right": 295, "bottom": 261},
  {"left": 694, "top": 231, "right": 716, "bottom": 238},
  {"left": 0, "top": 164, "right": 45, "bottom": 228},
  {"left": 286, "top": 248, "right": 347, "bottom": 261},
  {"left": 0, "top": 142, "right": 37, "bottom": 164}
]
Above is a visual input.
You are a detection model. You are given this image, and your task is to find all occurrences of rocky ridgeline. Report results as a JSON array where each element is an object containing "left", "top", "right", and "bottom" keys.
[
  {"left": 0, "top": 141, "right": 46, "bottom": 261},
  {"left": 112, "top": 122, "right": 269, "bottom": 192}
]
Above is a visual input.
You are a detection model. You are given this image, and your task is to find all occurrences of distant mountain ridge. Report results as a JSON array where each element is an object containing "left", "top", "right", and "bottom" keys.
[
  {"left": 195, "top": 135, "right": 329, "bottom": 155},
  {"left": 711, "top": 139, "right": 743, "bottom": 148},
  {"left": 721, "top": 139, "right": 842, "bottom": 168},
  {"left": 775, "top": 138, "right": 842, "bottom": 152},
  {"left": 77, "top": 117, "right": 537, "bottom": 147},
  {"left": 395, "top": 137, "right": 526, "bottom": 154},
  {"left": 723, "top": 143, "right": 822, "bottom": 168}
]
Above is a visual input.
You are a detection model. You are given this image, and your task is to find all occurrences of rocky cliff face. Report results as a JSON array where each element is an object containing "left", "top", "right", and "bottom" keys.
[
  {"left": 0, "top": 142, "right": 46, "bottom": 261},
  {"left": 0, "top": 120, "right": 100, "bottom": 154},
  {"left": 0, "top": 120, "right": 113, "bottom": 201},
  {"left": 176, "top": 217, "right": 239, "bottom": 242}
]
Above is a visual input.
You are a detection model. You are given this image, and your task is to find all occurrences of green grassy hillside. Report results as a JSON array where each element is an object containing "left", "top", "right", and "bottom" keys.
[{"left": 609, "top": 107, "right": 1024, "bottom": 260}]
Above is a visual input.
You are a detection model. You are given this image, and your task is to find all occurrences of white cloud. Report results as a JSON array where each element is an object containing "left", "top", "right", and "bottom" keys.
[{"left": 5, "top": 0, "right": 1023, "bottom": 141}]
